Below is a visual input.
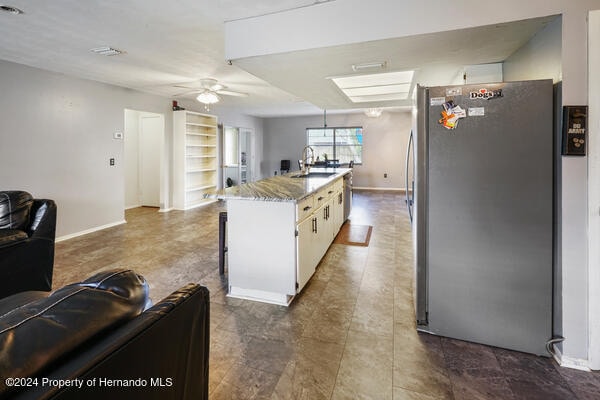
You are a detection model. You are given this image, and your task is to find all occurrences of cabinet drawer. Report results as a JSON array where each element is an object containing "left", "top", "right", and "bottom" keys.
[
  {"left": 314, "top": 188, "right": 329, "bottom": 208},
  {"left": 297, "top": 195, "right": 314, "bottom": 222},
  {"left": 333, "top": 177, "right": 344, "bottom": 192}
]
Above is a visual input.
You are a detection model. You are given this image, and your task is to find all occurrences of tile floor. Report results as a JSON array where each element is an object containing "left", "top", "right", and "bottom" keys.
[{"left": 53, "top": 190, "right": 600, "bottom": 399}]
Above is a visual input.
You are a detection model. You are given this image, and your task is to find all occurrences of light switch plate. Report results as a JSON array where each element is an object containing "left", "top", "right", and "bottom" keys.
[{"left": 113, "top": 131, "right": 123, "bottom": 139}]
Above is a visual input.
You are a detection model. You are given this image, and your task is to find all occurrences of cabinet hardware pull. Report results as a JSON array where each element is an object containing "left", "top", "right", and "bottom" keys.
[
  {"left": 328, "top": 190, "right": 333, "bottom": 194},
  {"left": 318, "top": 196, "right": 324, "bottom": 201},
  {"left": 303, "top": 206, "right": 311, "bottom": 211}
]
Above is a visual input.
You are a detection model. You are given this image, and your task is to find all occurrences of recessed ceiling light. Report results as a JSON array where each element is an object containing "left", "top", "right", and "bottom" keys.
[
  {"left": 90, "top": 46, "right": 124, "bottom": 56},
  {"left": 330, "top": 70, "right": 414, "bottom": 103},
  {"left": 0, "top": 5, "right": 24, "bottom": 14},
  {"left": 364, "top": 108, "right": 383, "bottom": 118}
]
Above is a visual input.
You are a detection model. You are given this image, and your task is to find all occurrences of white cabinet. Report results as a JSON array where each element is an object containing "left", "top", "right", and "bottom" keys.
[
  {"left": 296, "top": 213, "right": 316, "bottom": 291},
  {"left": 225, "top": 172, "right": 350, "bottom": 305},
  {"left": 173, "top": 111, "right": 218, "bottom": 210},
  {"left": 295, "top": 178, "right": 343, "bottom": 291},
  {"left": 332, "top": 181, "right": 345, "bottom": 233}
]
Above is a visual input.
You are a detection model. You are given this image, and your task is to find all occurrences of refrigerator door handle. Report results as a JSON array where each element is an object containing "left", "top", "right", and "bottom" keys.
[{"left": 405, "top": 129, "right": 414, "bottom": 223}]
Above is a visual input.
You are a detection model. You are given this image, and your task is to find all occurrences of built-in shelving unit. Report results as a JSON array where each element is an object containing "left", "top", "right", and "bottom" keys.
[{"left": 173, "top": 110, "right": 219, "bottom": 210}]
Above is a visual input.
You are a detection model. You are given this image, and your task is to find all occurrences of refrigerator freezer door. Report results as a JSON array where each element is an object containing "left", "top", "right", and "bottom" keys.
[{"left": 424, "top": 80, "right": 553, "bottom": 355}]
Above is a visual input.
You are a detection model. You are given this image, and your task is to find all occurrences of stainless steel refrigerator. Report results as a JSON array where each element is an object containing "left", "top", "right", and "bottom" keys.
[{"left": 411, "top": 80, "right": 553, "bottom": 356}]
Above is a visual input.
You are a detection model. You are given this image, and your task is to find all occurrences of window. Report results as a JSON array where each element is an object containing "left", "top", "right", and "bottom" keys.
[{"left": 306, "top": 127, "right": 363, "bottom": 165}]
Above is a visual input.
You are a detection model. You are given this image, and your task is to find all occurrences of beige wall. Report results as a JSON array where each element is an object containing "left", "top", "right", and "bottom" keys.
[{"left": 263, "top": 111, "right": 412, "bottom": 190}]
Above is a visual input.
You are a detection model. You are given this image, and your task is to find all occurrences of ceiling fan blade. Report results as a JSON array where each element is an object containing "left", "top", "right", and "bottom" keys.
[
  {"left": 173, "top": 84, "right": 199, "bottom": 89},
  {"left": 174, "top": 89, "right": 205, "bottom": 96},
  {"left": 209, "top": 83, "right": 225, "bottom": 92},
  {"left": 217, "top": 90, "right": 248, "bottom": 97}
]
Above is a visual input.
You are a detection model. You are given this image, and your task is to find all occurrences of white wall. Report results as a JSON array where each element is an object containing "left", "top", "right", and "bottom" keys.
[
  {"left": 263, "top": 111, "right": 412, "bottom": 189},
  {"left": 587, "top": 10, "right": 600, "bottom": 370},
  {"left": 0, "top": 60, "right": 261, "bottom": 239},
  {"left": 124, "top": 109, "right": 142, "bottom": 209},
  {"left": 0, "top": 59, "right": 174, "bottom": 238},
  {"left": 503, "top": 17, "right": 562, "bottom": 82}
]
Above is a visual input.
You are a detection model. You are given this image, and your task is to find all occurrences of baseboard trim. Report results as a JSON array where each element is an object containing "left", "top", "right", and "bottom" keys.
[
  {"left": 125, "top": 204, "right": 141, "bottom": 210},
  {"left": 56, "top": 220, "right": 127, "bottom": 242},
  {"left": 353, "top": 186, "right": 412, "bottom": 192},
  {"left": 553, "top": 347, "right": 591, "bottom": 371}
]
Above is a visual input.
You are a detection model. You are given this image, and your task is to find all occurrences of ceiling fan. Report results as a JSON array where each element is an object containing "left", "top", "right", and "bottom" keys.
[{"left": 173, "top": 78, "right": 248, "bottom": 107}]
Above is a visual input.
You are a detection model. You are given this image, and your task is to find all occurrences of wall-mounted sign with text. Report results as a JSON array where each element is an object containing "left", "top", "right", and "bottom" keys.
[{"left": 562, "top": 105, "right": 587, "bottom": 156}]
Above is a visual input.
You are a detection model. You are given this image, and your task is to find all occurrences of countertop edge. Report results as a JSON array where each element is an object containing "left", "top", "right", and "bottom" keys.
[{"left": 209, "top": 168, "right": 351, "bottom": 203}]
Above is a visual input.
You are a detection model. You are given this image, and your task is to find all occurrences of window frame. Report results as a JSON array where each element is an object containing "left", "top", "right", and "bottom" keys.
[{"left": 305, "top": 126, "right": 363, "bottom": 165}]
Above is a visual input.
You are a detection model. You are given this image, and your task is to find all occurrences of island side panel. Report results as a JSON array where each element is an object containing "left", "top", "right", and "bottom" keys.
[{"left": 227, "top": 199, "right": 297, "bottom": 302}]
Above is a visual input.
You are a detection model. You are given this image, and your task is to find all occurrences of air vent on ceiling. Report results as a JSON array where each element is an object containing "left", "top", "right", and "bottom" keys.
[
  {"left": 90, "top": 47, "right": 124, "bottom": 56},
  {"left": 0, "top": 5, "right": 24, "bottom": 14}
]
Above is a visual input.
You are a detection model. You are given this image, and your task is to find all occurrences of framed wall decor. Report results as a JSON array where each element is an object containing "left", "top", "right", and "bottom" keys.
[{"left": 562, "top": 105, "right": 588, "bottom": 156}]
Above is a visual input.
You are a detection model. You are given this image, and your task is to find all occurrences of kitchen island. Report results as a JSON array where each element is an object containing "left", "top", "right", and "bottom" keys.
[{"left": 213, "top": 168, "right": 352, "bottom": 305}]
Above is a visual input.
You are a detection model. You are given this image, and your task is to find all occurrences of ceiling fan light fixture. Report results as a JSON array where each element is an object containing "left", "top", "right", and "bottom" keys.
[
  {"left": 364, "top": 108, "right": 383, "bottom": 118},
  {"left": 196, "top": 91, "right": 220, "bottom": 104}
]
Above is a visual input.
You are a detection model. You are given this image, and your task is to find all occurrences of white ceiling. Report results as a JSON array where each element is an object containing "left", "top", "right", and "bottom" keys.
[{"left": 0, "top": 1, "right": 557, "bottom": 117}]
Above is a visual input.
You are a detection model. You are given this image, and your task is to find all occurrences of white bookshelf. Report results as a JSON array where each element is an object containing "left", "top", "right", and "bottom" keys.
[{"left": 173, "top": 110, "right": 219, "bottom": 210}]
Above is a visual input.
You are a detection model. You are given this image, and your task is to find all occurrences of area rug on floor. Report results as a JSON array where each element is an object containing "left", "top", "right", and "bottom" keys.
[{"left": 334, "top": 223, "right": 373, "bottom": 246}]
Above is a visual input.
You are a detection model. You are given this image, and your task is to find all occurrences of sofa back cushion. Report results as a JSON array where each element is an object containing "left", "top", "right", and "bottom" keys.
[
  {"left": 0, "top": 191, "right": 33, "bottom": 231},
  {"left": 0, "top": 269, "right": 149, "bottom": 395}
]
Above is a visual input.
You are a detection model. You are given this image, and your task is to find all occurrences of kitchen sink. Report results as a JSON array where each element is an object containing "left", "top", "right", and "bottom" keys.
[{"left": 290, "top": 172, "right": 336, "bottom": 178}]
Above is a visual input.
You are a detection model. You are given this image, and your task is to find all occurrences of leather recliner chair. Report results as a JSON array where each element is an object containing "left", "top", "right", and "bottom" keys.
[
  {"left": 0, "top": 269, "right": 210, "bottom": 400},
  {"left": 0, "top": 191, "right": 57, "bottom": 299}
]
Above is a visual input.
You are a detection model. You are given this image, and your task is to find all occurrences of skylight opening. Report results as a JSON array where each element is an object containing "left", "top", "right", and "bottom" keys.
[{"left": 330, "top": 70, "right": 414, "bottom": 103}]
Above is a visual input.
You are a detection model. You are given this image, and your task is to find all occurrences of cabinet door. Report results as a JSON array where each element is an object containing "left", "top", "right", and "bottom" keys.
[
  {"left": 333, "top": 189, "right": 344, "bottom": 233},
  {"left": 314, "top": 199, "right": 334, "bottom": 265},
  {"left": 297, "top": 215, "right": 317, "bottom": 292}
]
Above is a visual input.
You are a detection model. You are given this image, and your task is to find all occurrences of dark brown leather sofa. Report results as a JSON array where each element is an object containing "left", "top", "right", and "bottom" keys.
[
  {"left": 0, "top": 191, "right": 57, "bottom": 299},
  {"left": 0, "top": 269, "right": 209, "bottom": 400}
]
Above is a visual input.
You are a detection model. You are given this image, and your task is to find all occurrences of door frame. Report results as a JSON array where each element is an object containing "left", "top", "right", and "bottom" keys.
[{"left": 587, "top": 9, "right": 600, "bottom": 371}]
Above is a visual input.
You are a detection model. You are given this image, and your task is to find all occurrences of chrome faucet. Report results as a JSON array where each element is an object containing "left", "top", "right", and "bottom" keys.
[{"left": 301, "top": 145, "right": 314, "bottom": 174}]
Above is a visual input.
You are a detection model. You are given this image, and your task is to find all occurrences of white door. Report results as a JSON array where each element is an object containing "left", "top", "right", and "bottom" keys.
[{"left": 140, "top": 116, "right": 162, "bottom": 207}]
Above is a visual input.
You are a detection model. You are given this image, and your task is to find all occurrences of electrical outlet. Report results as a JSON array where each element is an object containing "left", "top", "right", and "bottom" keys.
[
  {"left": 384, "top": 173, "right": 388, "bottom": 178},
  {"left": 110, "top": 158, "right": 115, "bottom": 166}
]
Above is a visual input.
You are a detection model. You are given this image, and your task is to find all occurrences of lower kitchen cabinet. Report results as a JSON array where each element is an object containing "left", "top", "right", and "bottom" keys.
[
  {"left": 223, "top": 171, "right": 351, "bottom": 305},
  {"left": 296, "top": 187, "right": 341, "bottom": 291}
]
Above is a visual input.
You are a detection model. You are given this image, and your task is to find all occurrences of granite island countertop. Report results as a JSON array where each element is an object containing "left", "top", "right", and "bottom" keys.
[{"left": 209, "top": 168, "right": 351, "bottom": 202}]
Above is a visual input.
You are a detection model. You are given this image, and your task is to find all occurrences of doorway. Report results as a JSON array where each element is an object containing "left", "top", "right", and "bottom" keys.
[
  {"left": 124, "top": 109, "right": 166, "bottom": 211},
  {"left": 222, "top": 126, "right": 254, "bottom": 187}
]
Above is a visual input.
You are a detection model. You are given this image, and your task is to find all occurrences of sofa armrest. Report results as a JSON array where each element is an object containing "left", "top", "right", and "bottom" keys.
[
  {"left": 28, "top": 200, "right": 57, "bottom": 240},
  {"left": 9, "top": 283, "right": 210, "bottom": 400},
  {"left": 0, "top": 270, "right": 149, "bottom": 398}
]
